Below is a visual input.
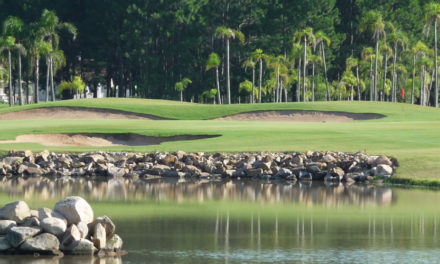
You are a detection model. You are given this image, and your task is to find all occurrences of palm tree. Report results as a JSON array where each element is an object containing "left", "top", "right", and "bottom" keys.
[
  {"left": 345, "top": 56, "right": 359, "bottom": 101},
  {"left": 214, "top": 27, "right": 245, "bottom": 104},
  {"left": 290, "top": 43, "right": 303, "bottom": 101},
  {"left": 3, "top": 17, "right": 26, "bottom": 105},
  {"left": 239, "top": 80, "right": 253, "bottom": 103},
  {"left": 309, "top": 54, "right": 322, "bottom": 102},
  {"left": 206, "top": 52, "right": 222, "bottom": 104},
  {"left": 388, "top": 29, "right": 407, "bottom": 102},
  {"left": 39, "top": 9, "right": 77, "bottom": 102},
  {"left": 315, "top": 31, "right": 331, "bottom": 101},
  {"left": 361, "top": 47, "right": 374, "bottom": 100},
  {"left": 242, "top": 56, "right": 256, "bottom": 103},
  {"left": 266, "top": 55, "right": 287, "bottom": 103},
  {"left": 424, "top": 2, "right": 440, "bottom": 107},
  {"left": 359, "top": 10, "right": 386, "bottom": 101},
  {"left": 294, "top": 27, "right": 315, "bottom": 102},
  {"left": 411, "top": 41, "right": 430, "bottom": 104},
  {"left": 0, "top": 36, "right": 15, "bottom": 106},
  {"left": 174, "top": 77, "right": 192, "bottom": 102},
  {"left": 253, "top": 49, "right": 264, "bottom": 103},
  {"left": 380, "top": 41, "right": 392, "bottom": 101},
  {"left": 50, "top": 48, "right": 66, "bottom": 101}
]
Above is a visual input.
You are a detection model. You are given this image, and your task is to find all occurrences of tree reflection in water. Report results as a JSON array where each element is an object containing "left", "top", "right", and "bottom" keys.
[{"left": 0, "top": 176, "right": 394, "bottom": 206}]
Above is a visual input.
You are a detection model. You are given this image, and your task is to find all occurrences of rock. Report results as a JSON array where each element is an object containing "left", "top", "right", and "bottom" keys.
[
  {"left": 246, "top": 168, "right": 263, "bottom": 177},
  {"left": 21, "top": 217, "right": 40, "bottom": 227},
  {"left": 182, "top": 165, "right": 202, "bottom": 176},
  {"left": 20, "top": 233, "right": 59, "bottom": 253},
  {"left": 105, "top": 234, "right": 123, "bottom": 251},
  {"left": 374, "top": 156, "right": 392, "bottom": 166},
  {"left": 77, "top": 222, "right": 89, "bottom": 239},
  {"left": 24, "top": 167, "right": 44, "bottom": 176},
  {"left": 275, "top": 168, "right": 293, "bottom": 178},
  {"left": 30, "top": 210, "right": 38, "bottom": 218},
  {"left": 38, "top": 208, "right": 66, "bottom": 222},
  {"left": 61, "top": 224, "right": 81, "bottom": 249},
  {"left": 0, "top": 201, "right": 31, "bottom": 223},
  {"left": 6, "top": 226, "right": 41, "bottom": 248},
  {"left": 330, "top": 167, "right": 345, "bottom": 180},
  {"left": 299, "top": 171, "right": 312, "bottom": 181},
  {"left": 107, "top": 166, "right": 125, "bottom": 178},
  {"left": 84, "top": 154, "right": 105, "bottom": 164},
  {"left": 90, "top": 216, "right": 115, "bottom": 236},
  {"left": 54, "top": 196, "right": 94, "bottom": 225},
  {"left": 0, "top": 236, "right": 11, "bottom": 251},
  {"left": 41, "top": 217, "right": 67, "bottom": 236},
  {"left": 323, "top": 154, "right": 336, "bottom": 163},
  {"left": 2, "top": 157, "right": 23, "bottom": 166},
  {"left": 63, "top": 238, "right": 96, "bottom": 255},
  {"left": 292, "top": 155, "right": 303, "bottom": 165},
  {"left": 92, "top": 223, "right": 106, "bottom": 249},
  {"left": 0, "top": 220, "right": 16, "bottom": 235},
  {"left": 375, "top": 165, "right": 393, "bottom": 177}
]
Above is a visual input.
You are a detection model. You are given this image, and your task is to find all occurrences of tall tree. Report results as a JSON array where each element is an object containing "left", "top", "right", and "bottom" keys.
[
  {"left": 174, "top": 78, "right": 192, "bottom": 102},
  {"left": 242, "top": 56, "right": 256, "bottom": 103},
  {"left": 39, "top": 9, "right": 77, "bottom": 102},
  {"left": 294, "top": 27, "right": 315, "bottom": 102},
  {"left": 214, "top": 27, "right": 244, "bottom": 104},
  {"left": 315, "top": 31, "right": 331, "bottom": 101},
  {"left": 253, "top": 49, "right": 264, "bottom": 103},
  {"left": 388, "top": 29, "right": 407, "bottom": 102},
  {"left": 0, "top": 36, "right": 15, "bottom": 106},
  {"left": 206, "top": 52, "right": 222, "bottom": 104},
  {"left": 359, "top": 10, "right": 386, "bottom": 101},
  {"left": 424, "top": 2, "right": 440, "bottom": 107}
]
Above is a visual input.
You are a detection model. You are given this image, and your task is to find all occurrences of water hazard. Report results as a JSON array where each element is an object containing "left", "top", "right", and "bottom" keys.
[{"left": 0, "top": 178, "right": 439, "bottom": 263}]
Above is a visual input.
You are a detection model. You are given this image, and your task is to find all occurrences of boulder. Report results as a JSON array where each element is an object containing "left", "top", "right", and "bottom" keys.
[
  {"left": 0, "top": 201, "right": 31, "bottom": 223},
  {"left": 77, "top": 222, "right": 89, "bottom": 239},
  {"left": 38, "top": 208, "right": 66, "bottom": 223},
  {"left": 54, "top": 196, "right": 94, "bottom": 225},
  {"left": 41, "top": 217, "right": 67, "bottom": 236},
  {"left": 64, "top": 238, "right": 96, "bottom": 255},
  {"left": 105, "top": 234, "right": 123, "bottom": 251},
  {"left": 107, "top": 166, "right": 125, "bottom": 178},
  {"left": 21, "top": 217, "right": 40, "bottom": 227},
  {"left": 6, "top": 226, "right": 41, "bottom": 248},
  {"left": 0, "top": 236, "right": 11, "bottom": 251},
  {"left": 374, "top": 156, "right": 392, "bottom": 166},
  {"left": 61, "top": 224, "right": 81, "bottom": 249},
  {"left": 0, "top": 220, "right": 16, "bottom": 235},
  {"left": 246, "top": 168, "right": 263, "bottom": 177},
  {"left": 84, "top": 154, "right": 105, "bottom": 164},
  {"left": 275, "top": 168, "right": 293, "bottom": 178},
  {"left": 92, "top": 223, "right": 106, "bottom": 249},
  {"left": 2, "top": 157, "right": 23, "bottom": 166},
  {"left": 20, "top": 233, "right": 60, "bottom": 253},
  {"left": 375, "top": 165, "right": 393, "bottom": 177},
  {"left": 90, "top": 216, "right": 115, "bottom": 236}
]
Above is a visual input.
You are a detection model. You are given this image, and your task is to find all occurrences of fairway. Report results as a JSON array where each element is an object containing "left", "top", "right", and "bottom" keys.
[{"left": 0, "top": 98, "right": 439, "bottom": 184}]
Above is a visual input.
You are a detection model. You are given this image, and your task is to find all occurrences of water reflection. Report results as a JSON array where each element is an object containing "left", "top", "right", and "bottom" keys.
[
  {"left": 0, "top": 256, "right": 121, "bottom": 264},
  {"left": 0, "top": 176, "right": 394, "bottom": 206}
]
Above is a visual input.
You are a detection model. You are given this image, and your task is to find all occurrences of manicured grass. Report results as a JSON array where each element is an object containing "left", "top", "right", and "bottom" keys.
[{"left": 0, "top": 98, "right": 440, "bottom": 185}]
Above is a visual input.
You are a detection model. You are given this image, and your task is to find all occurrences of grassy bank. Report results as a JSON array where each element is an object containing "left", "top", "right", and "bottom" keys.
[{"left": 0, "top": 98, "right": 439, "bottom": 186}]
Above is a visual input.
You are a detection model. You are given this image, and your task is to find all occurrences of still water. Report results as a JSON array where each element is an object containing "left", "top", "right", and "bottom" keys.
[{"left": 0, "top": 177, "right": 439, "bottom": 264}]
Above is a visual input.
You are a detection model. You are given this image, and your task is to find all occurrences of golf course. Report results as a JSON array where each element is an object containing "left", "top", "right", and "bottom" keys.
[{"left": 0, "top": 98, "right": 438, "bottom": 186}]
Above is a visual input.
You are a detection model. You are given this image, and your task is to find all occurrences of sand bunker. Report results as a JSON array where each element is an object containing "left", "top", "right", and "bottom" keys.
[
  {"left": 214, "top": 110, "right": 384, "bottom": 122},
  {"left": 0, "top": 107, "right": 167, "bottom": 120},
  {"left": 0, "top": 133, "right": 218, "bottom": 147}
]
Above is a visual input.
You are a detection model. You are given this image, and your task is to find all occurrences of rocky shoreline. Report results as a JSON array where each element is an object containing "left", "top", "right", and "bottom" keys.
[
  {"left": 0, "top": 150, "right": 397, "bottom": 183},
  {"left": 0, "top": 196, "right": 124, "bottom": 256}
]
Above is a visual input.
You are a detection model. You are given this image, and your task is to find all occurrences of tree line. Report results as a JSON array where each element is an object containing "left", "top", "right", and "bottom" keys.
[{"left": 0, "top": 0, "right": 439, "bottom": 107}]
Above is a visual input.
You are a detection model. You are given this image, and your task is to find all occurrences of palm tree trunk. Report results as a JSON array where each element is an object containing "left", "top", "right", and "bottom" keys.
[
  {"left": 7, "top": 49, "right": 13, "bottom": 107},
  {"left": 420, "top": 66, "right": 425, "bottom": 106},
  {"left": 18, "top": 51, "right": 23, "bottom": 105},
  {"left": 383, "top": 52, "right": 388, "bottom": 102},
  {"left": 356, "top": 66, "right": 361, "bottom": 101},
  {"left": 321, "top": 43, "right": 330, "bottom": 101},
  {"left": 50, "top": 57, "right": 55, "bottom": 102},
  {"left": 411, "top": 55, "right": 415, "bottom": 104},
  {"left": 45, "top": 57, "right": 50, "bottom": 102},
  {"left": 180, "top": 90, "right": 183, "bottom": 102},
  {"left": 35, "top": 57, "right": 39, "bottom": 104},
  {"left": 374, "top": 39, "right": 379, "bottom": 101},
  {"left": 275, "top": 66, "right": 280, "bottom": 102},
  {"left": 216, "top": 67, "right": 221, "bottom": 104},
  {"left": 297, "top": 58, "right": 301, "bottom": 102},
  {"left": 435, "top": 18, "right": 439, "bottom": 107},
  {"left": 369, "top": 57, "right": 373, "bottom": 101},
  {"left": 258, "top": 59, "right": 262, "bottom": 103},
  {"left": 392, "top": 44, "right": 398, "bottom": 102},
  {"left": 252, "top": 67, "right": 255, "bottom": 104},
  {"left": 350, "top": 86, "right": 353, "bottom": 101},
  {"left": 226, "top": 38, "right": 231, "bottom": 104},
  {"left": 312, "top": 62, "right": 315, "bottom": 102},
  {"left": 303, "top": 37, "right": 307, "bottom": 102}
]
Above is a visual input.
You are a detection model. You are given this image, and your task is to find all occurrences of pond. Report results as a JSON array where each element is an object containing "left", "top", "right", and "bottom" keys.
[{"left": 0, "top": 177, "right": 439, "bottom": 264}]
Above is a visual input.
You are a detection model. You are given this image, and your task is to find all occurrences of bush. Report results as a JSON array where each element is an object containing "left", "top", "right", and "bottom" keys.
[{"left": 58, "top": 76, "right": 86, "bottom": 99}]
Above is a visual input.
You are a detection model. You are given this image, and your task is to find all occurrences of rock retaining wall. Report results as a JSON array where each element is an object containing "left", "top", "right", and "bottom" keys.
[
  {"left": 0, "top": 196, "right": 124, "bottom": 256},
  {"left": 0, "top": 150, "right": 397, "bottom": 183}
]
